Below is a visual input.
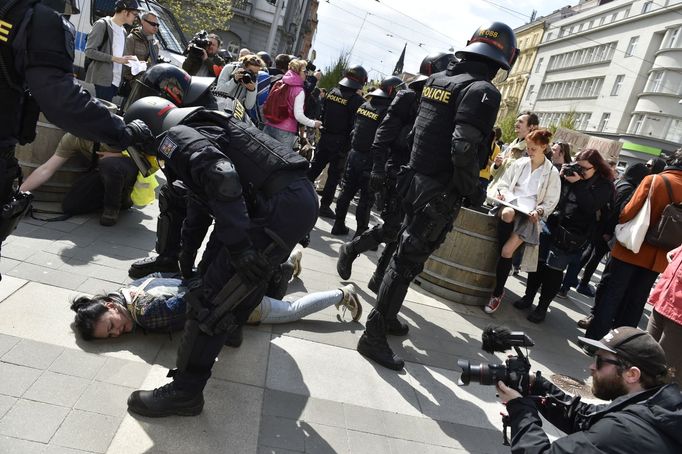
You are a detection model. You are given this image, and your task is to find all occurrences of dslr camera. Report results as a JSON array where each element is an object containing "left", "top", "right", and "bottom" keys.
[
  {"left": 562, "top": 162, "right": 585, "bottom": 177},
  {"left": 240, "top": 69, "right": 256, "bottom": 85},
  {"left": 185, "top": 30, "right": 211, "bottom": 57},
  {"left": 457, "top": 325, "right": 535, "bottom": 395}
]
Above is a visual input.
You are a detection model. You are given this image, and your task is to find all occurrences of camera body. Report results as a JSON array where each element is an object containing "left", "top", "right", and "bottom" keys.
[
  {"left": 562, "top": 162, "right": 585, "bottom": 177},
  {"left": 458, "top": 326, "right": 534, "bottom": 395},
  {"left": 185, "top": 30, "right": 211, "bottom": 57},
  {"left": 240, "top": 69, "right": 256, "bottom": 85}
]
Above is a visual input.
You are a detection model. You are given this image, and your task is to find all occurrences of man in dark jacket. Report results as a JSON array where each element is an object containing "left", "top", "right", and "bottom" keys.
[{"left": 497, "top": 327, "right": 682, "bottom": 453}]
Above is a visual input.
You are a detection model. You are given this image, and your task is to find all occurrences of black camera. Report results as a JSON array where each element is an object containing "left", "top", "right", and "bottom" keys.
[
  {"left": 458, "top": 325, "right": 534, "bottom": 395},
  {"left": 562, "top": 162, "right": 585, "bottom": 177},
  {"left": 184, "top": 30, "right": 211, "bottom": 57},
  {"left": 241, "top": 69, "right": 256, "bottom": 85}
]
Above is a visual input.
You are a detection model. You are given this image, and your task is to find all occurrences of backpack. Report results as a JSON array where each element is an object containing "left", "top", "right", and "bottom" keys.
[
  {"left": 263, "top": 80, "right": 290, "bottom": 123},
  {"left": 84, "top": 19, "right": 109, "bottom": 73},
  {"left": 644, "top": 174, "right": 682, "bottom": 251}
]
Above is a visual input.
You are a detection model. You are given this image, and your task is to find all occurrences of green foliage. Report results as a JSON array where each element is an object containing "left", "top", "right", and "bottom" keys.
[
  {"left": 548, "top": 109, "right": 578, "bottom": 135},
  {"left": 157, "top": 0, "right": 234, "bottom": 36},
  {"left": 318, "top": 52, "right": 350, "bottom": 90},
  {"left": 497, "top": 112, "right": 517, "bottom": 144}
]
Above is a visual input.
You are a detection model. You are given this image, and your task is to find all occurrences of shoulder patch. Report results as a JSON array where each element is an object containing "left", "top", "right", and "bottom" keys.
[{"left": 158, "top": 135, "right": 178, "bottom": 159}]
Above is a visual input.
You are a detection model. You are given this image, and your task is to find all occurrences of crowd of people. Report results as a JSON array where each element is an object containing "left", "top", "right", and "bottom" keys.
[{"left": 2, "top": 0, "right": 681, "bottom": 450}]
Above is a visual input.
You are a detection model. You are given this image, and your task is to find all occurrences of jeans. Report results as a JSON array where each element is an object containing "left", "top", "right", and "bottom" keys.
[
  {"left": 259, "top": 289, "right": 343, "bottom": 324},
  {"left": 263, "top": 125, "right": 297, "bottom": 150}
]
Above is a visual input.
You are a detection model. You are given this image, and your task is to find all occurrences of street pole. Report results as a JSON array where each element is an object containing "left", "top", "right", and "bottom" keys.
[{"left": 266, "top": 0, "right": 286, "bottom": 55}]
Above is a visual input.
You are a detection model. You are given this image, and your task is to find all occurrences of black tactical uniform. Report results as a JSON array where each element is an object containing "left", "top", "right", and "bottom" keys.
[
  {"left": 307, "top": 66, "right": 366, "bottom": 217},
  {"left": 357, "top": 23, "right": 519, "bottom": 371},
  {"left": 331, "top": 95, "right": 391, "bottom": 235},
  {"left": 0, "top": 0, "right": 149, "bottom": 270},
  {"left": 123, "top": 98, "right": 318, "bottom": 417}
]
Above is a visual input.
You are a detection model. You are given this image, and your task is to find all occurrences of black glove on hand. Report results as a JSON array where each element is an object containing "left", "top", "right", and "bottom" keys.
[
  {"left": 369, "top": 171, "right": 386, "bottom": 194},
  {"left": 231, "top": 248, "right": 270, "bottom": 284},
  {"left": 178, "top": 250, "right": 197, "bottom": 279},
  {"left": 122, "top": 120, "right": 154, "bottom": 149}
]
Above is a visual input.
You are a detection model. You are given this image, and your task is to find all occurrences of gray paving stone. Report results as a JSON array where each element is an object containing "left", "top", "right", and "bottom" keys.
[
  {"left": 259, "top": 415, "right": 306, "bottom": 452},
  {"left": 0, "top": 395, "right": 16, "bottom": 420},
  {"left": 0, "top": 435, "right": 48, "bottom": 454},
  {"left": 45, "top": 444, "right": 97, "bottom": 454},
  {"left": 94, "top": 357, "right": 151, "bottom": 389},
  {"left": 0, "top": 362, "right": 42, "bottom": 397},
  {"left": 211, "top": 328, "right": 271, "bottom": 387},
  {"left": 0, "top": 334, "right": 20, "bottom": 357},
  {"left": 0, "top": 257, "right": 21, "bottom": 276},
  {"left": 262, "top": 388, "right": 308, "bottom": 420},
  {"left": 342, "top": 403, "right": 385, "bottom": 435},
  {"left": 303, "top": 422, "right": 349, "bottom": 453},
  {"left": 61, "top": 259, "right": 129, "bottom": 285},
  {"left": 424, "top": 419, "right": 507, "bottom": 453},
  {"left": 23, "top": 371, "right": 90, "bottom": 408},
  {"left": 49, "top": 349, "right": 106, "bottom": 380},
  {"left": 24, "top": 251, "right": 68, "bottom": 270},
  {"left": 258, "top": 446, "right": 302, "bottom": 454},
  {"left": 6, "top": 262, "right": 88, "bottom": 290},
  {"left": 51, "top": 409, "right": 120, "bottom": 453},
  {"left": 74, "top": 381, "right": 135, "bottom": 417},
  {"left": 347, "top": 430, "right": 391, "bottom": 454},
  {"left": 300, "top": 396, "right": 346, "bottom": 428},
  {"left": 1, "top": 243, "right": 37, "bottom": 262},
  {"left": 0, "top": 276, "right": 26, "bottom": 302},
  {"left": 2, "top": 339, "right": 64, "bottom": 370},
  {"left": 0, "top": 399, "right": 69, "bottom": 443}
]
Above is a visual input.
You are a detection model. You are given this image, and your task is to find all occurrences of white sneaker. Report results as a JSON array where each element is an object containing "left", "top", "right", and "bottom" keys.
[
  {"left": 336, "top": 284, "right": 363, "bottom": 321},
  {"left": 289, "top": 250, "right": 303, "bottom": 278},
  {"left": 484, "top": 294, "right": 504, "bottom": 314}
]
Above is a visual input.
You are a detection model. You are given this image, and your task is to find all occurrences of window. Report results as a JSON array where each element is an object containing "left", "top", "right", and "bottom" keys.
[
  {"left": 526, "top": 85, "right": 535, "bottom": 100},
  {"left": 611, "top": 74, "right": 625, "bottom": 96},
  {"left": 535, "top": 57, "right": 543, "bottom": 73},
  {"left": 610, "top": 13, "right": 617, "bottom": 23},
  {"left": 578, "top": 23, "right": 583, "bottom": 32},
  {"left": 546, "top": 32, "right": 553, "bottom": 41},
  {"left": 666, "top": 119, "right": 682, "bottom": 143},
  {"left": 598, "top": 113, "right": 610, "bottom": 132},
  {"left": 588, "top": 20, "right": 594, "bottom": 29},
  {"left": 666, "top": 27, "right": 680, "bottom": 48},
  {"left": 647, "top": 71, "right": 664, "bottom": 92},
  {"left": 629, "top": 114, "right": 644, "bottom": 134},
  {"left": 625, "top": 36, "right": 639, "bottom": 57},
  {"left": 624, "top": 7, "right": 630, "bottom": 18},
  {"left": 599, "top": 16, "right": 606, "bottom": 26},
  {"left": 642, "top": 1, "right": 653, "bottom": 13}
]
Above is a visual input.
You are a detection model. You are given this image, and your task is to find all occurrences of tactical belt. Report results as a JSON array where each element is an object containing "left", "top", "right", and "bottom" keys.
[{"left": 260, "top": 169, "right": 307, "bottom": 197}]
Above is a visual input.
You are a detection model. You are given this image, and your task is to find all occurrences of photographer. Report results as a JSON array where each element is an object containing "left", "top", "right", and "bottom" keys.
[
  {"left": 215, "top": 54, "right": 263, "bottom": 110},
  {"left": 514, "top": 149, "right": 614, "bottom": 323},
  {"left": 496, "top": 327, "right": 681, "bottom": 453},
  {"left": 182, "top": 32, "right": 225, "bottom": 77}
]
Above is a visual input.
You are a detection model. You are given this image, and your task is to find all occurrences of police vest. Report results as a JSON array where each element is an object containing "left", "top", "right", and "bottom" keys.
[
  {"left": 410, "top": 71, "right": 480, "bottom": 178},
  {"left": 351, "top": 97, "right": 389, "bottom": 153},
  {"left": 322, "top": 86, "right": 363, "bottom": 135},
  {"left": 389, "top": 89, "right": 419, "bottom": 169}
]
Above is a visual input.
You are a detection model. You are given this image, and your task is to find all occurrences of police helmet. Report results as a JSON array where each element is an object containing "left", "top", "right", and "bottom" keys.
[
  {"left": 368, "top": 76, "right": 405, "bottom": 98},
  {"left": 339, "top": 65, "right": 368, "bottom": 90},
  {"left": 123, "top": 96, "right": 201, "bottom": 142},
  {"left": 42, "top": 0, "right": 80, "bottom": 14},
  {"left": 122, "top": 64, "right": 192, "bottom": 111},
  {"left": 456, "top": 22, "right": 519, "bottom": 71},
  {"left": 257, "top": 51, "right": 273, "bottom": 68},
  {"left": 411, "top": 52, "right": 457, "bottom": 84}
]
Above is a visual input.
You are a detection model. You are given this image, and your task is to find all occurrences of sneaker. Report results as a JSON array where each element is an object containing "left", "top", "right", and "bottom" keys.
[
  {"left": 556, "top": 288, "right": 569, "bottom": 299},
  {"left": 290, "top": 250, "right": 303, "bottom": 278},
  {"left": 100, "top": 207, "right": 119, "bottom": 226},
  {"left": 577, "top": 314, "right": 594, "bottom": 329},
  {"left": 336, "top": 284, "right": 363, "bottom": 321},
  {"left": 127, "top": 382, "right": 204, "bottom": 417},
  {"left": 484, "top": 294, "right": 503, "bottom": 314},
  {"left": 576, "top": 282, "right": 596, "bottom": 298},
  {"left": 319, "top": 205, "right": 335, "bottom": 219}
]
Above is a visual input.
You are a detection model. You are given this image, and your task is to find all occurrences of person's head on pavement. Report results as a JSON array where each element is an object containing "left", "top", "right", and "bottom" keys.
[{"left": 71, "top": 294, "right": 134, "bottom": 340}]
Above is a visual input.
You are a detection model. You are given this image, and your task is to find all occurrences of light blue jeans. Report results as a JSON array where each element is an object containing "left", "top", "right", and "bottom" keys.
[
  {"left": 264, "top": 124, "right": 298, "bottom": 150},
  {"left": 259, "top": 289, "right": 343, "bottom": 324}
]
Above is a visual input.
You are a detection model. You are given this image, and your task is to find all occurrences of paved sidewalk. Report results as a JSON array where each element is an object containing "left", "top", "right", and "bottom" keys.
[{"left": 0, "top": 196, "right": 617, "bottom": 453}]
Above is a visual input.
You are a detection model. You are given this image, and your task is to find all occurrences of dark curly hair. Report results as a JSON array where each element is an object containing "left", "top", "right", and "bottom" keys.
[
  {"left": 575, "top": 148, "right": 614, "bottom": 181},
  {"left": 70, "top": 293, "right": 124, "bottom": 340}
]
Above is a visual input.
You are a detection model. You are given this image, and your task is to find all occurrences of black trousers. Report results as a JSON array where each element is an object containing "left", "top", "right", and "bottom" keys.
[
  {"left": 0, "top": 154, "right": 21, "bottom": 250},
  {"left": 334, "top": 149, "right": 374, "bottom": 231},
  {"left": 307, "top": 133, "right": 348, "bottom": 207},
  {"left": 62, "top": 157, "right": 137, "bottom": 214}
]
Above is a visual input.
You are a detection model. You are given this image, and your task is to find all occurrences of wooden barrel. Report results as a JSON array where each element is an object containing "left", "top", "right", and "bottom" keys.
[
  {"left": 14, "top": 100, "right": 118, "bottom": 203},
  {"left": 415, "top": 207, "right": 499, "bottom": 306}
]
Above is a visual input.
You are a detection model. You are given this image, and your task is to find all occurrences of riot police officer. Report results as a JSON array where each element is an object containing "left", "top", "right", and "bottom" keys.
[
  {"left": 0, "top": 0, "right": 152, "bottom": 268},
  {"left": 122, "top": 97, "right": 318, "bottom": 416},
  {"left": 307, "top": 65, "right": 366, "bottom": 218},
  {"left": 331, "top": 76, "right": 404, "bottom": 236},
  {"left": 336, "top": 54, "right": 457, "bottom": 295},
  {"left": 357, "top": 23, "right": 519, "bottom": 371}
]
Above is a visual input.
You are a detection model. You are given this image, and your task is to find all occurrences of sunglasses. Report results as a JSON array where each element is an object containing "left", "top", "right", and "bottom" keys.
[
  {"left": 144, "top": 19, "right": 160, "bottom": 27},
  {"left": 595, "top": 355, "right": 621, "bottom": 369}
]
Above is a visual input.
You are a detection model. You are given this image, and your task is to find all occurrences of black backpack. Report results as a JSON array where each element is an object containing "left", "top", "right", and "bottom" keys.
[{"left": 84, "top": 19, "right": 109, "bottom": 73}]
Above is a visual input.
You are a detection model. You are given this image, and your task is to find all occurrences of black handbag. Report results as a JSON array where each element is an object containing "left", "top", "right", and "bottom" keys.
[
  {"left": 644, "top": 175, "right": 682, "bottom": 251},
  {"left": 552, "top": 224, "right": 589, "bottom": 253}
]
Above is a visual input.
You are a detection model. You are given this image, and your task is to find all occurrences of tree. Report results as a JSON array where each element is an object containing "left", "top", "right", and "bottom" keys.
[
  {"left": 497, "top": 111, "right": 517, "bottom": 144},
  {"left": 318, "top": 52, "right": 350, "bottom": 90},
  {"left": 548, "top": 108, "right": 578, "bottom": 135},
  {"left": 158, "top": 0, "right": 234, "bottom": 37}
]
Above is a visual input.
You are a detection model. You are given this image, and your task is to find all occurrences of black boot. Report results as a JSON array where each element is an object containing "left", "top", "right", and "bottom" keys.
[
  {"left": 331, "top": 221, "right": 350, "bottom": 236},
  {"left": 337, "top": 242, "right": 358, "bottom": 280},
  {"left": 127, "top": 382, "right": 204, "bottom": 417},
  {"left": 319, "top": 205, "right": 335, "bottom": 219},
  {"left": 527, "top": 308, "right": 547, "bottom": 323},
  {"left": 223, "top": 325, "right": 244, "bottom": 348},
  {"left": 386, "top": 317, "right": 409, "bottom": 336},
  {"left": 129, "top": 255, "right": 179, "bottom": 279},
  {"left": 513, "top": 296, "right": 534, "bottom": 310},
  {"left": 357, "top": 310, "right": 404, "bottom": 370},
  {"left": 368, "top": 273, "right": 381, "bottom": 293}
]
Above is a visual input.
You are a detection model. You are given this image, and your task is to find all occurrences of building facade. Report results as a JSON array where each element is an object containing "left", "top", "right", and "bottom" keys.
[
  {"left": 219, "top": 0, "right": 318, "bottom": 58},
  {"left": 520, "top": 0, "right": 682, "bottom": 165}
]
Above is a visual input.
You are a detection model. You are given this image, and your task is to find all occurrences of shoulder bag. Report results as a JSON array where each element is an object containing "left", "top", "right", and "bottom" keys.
[{"left": 614, "top": 175, "right": 655, "bottom": 254}]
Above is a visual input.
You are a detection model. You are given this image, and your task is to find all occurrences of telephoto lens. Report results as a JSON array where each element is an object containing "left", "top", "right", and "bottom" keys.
[{"left": 457, "top": 359, "right": 507, "bottom": 386}]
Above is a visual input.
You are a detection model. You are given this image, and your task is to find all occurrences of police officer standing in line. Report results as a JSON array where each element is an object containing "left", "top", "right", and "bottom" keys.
[
  {"left": 307, "top": 65, "right": 367, "bottom": 218},
  {"left": 357, "top": 23, "right": 519, "bottom": 370},
  {"left": 0, "top": 0, "right": 152, "bottom": 275},
  {"left": 331, "top": 76, "right": 403, "bottom": 236},
  {"left": 122, "top": 97, "right": 318, "bottom": 416},
  {"left": 336, "top": 53, "right": 457, "bottom": 295}
]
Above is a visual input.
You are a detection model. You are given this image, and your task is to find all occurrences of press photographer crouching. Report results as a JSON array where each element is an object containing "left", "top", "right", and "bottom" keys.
[
  {"left": 513, "top": 149, "right": 614, "bottom": 323},
  {"left": 181, "top": 31, "right": 225, "bottom": 77},
  {"left": 496, "top": 327, "right": 681, "bottom": 453}
]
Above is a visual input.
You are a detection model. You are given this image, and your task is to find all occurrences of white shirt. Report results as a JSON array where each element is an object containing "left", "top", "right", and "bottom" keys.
[
  {"left": 511, "top": 161, "right": 542, "bottom": 213},
  {"left": 110, "top": 21, "right": 126, "bottom": 87}
]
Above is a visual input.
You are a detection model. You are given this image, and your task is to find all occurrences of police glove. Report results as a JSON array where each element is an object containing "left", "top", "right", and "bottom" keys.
[
  {"left": 231, "top": 248, "right": 270, "bottom": 285},
  {"left": 178, "top": 250, "right": 197, "bottom": 279},
  {"left": 122, "top": 120, "right": 154, "bottom": 149},
  {"left": 369, "top": 171, "right": 387, "bottom": 194}
]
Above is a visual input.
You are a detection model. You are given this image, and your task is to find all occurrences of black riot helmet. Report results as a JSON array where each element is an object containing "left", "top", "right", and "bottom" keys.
[
  {"left": 368, "top": 76, "right": 405, "bottom": 98},
  {"left": 42, "top": 0, "right": 80, "bottom": 14},
  {"left": 123, "top": 96, "right": 202, "bottom": 141},
  {"left": 411, "top": 52, "right": 457, "bottom": 84},
  {"left": 122, "top": 63, "right": 192, "bottom": 111},
  {"left": 339, "top": 65, "right": 368, "bottom": 90},
  {"left": 257, "top": 51, "right": 273, "bottom": 68},
  {"left": 456, "top": 22, "right": 519, "bottom": 71}
]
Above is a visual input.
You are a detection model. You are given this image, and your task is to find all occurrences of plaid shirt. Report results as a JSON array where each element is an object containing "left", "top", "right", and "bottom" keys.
[{"left": 123, "top": 278, "right": 187, "bottom": 333}]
